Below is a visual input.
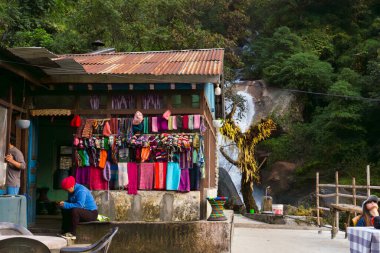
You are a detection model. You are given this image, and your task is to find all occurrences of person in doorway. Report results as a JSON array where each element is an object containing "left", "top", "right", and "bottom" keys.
[
  {"left": 59, "top": 176, "right": 98, "bottom": 240},
  {"left": 356, "top": 195, "right": 379, "bottom": 226},
  {"left": 5, "top": 136, "right": 26, "bottom": 195}
]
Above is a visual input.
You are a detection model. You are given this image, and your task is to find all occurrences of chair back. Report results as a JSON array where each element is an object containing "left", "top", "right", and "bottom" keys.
[
  {"left": 0, "top": 237, "right": 50, "bottom": 253},
  {"left": 60, "top": 227, "right": 119, "bottom": 253},
  {"left": 91, "top": 227, "right": 119, "bottom": 253},
  {"left": 0, "top": 222, "right": 34, "bottom": 235}
]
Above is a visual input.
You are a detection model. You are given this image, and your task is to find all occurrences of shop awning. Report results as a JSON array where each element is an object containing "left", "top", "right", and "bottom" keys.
[{"left": 30, "top": 109, "right": 71, "bottom": 117}]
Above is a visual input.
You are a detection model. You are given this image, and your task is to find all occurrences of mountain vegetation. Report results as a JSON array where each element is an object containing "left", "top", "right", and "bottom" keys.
[{"left": 1, "top": 0, "right": 380, "bottom": 202}]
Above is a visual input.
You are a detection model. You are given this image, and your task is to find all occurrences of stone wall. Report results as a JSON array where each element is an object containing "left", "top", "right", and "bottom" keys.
[
  {"left": 76, "top": 210, "right": 234, "bottom": 253},
  {"left": 92, "top": 191, "right": 200, "bottom": 222}
]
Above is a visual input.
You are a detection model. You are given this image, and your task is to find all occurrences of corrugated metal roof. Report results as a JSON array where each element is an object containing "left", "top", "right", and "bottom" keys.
[{"left": 58, "top": 49, "right": 224, "bottom": 76}]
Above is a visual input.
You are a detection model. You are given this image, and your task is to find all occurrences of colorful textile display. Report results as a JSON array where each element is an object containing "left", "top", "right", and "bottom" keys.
[
  {"left": 71, "top": 113, "right": 207, "bottom": 194},
  {"left": 127, "top": 162, "right": 138, "bottom": 195},
  {"left": 154, "top": 162, "right": 167, "bottom": 190},
  {"left": 139, "top": 163, "right": 154, "bottom": 190},
  {"left": 166, "top": 162, "right": 181, "bottom": 190}
]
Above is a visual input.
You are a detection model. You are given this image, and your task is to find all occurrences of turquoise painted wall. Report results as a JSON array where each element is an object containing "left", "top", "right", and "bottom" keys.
[
  {"left": 204, "top": 83, "right": 215, "bottom": 119},
  {"left": 37, "top": 118, "right": 72, "bottom": 201}
]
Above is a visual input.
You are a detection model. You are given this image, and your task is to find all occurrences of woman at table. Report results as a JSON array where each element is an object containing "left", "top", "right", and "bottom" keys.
[{"left": 356, "top": 195, "right": 379, "bottom": 227}]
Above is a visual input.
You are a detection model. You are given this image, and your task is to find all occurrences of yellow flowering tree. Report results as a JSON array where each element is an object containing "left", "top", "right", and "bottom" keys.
[{"left": 220, "top": 104, "right": 276, "bottom": 212}]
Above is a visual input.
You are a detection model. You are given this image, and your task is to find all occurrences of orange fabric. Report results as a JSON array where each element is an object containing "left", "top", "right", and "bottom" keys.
[
  {"left": 98, "top": 150, "right": 108, "bottom": 169},
  {"left": 141, "top": 147, "right": 150, "bottom": 162}
]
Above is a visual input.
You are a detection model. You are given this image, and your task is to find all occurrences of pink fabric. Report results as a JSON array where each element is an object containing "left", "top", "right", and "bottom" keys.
[
  {"left": 139, "top": 163, "right": 154, "bottom": 190},
  {"left": 152, "top": 117, "right": 158, "bottom": 132},
  {"left": 89, "top": 166, "right": 107, "bottom": 190},
  {"left": 193, "top": 114, "right": 200, "bottom": 129},
  {"left": 154, "top": 162, "right": 167, "bottom": 190},
  {"left": 127, "top": 162, "right": 138, "bottom": 195},
  {"left": 163, "top": 110, "right": 171, "bottom": 120},
  {"left": 178, "top": 169, "right": 190, "bottom": 192},
  {"left": 171, "top": 116, "right": 177, "bottom": 130}
]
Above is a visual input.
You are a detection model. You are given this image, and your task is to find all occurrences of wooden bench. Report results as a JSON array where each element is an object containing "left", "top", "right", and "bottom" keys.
[{"left": 330, "top": 203, "right": 362, "bottom": 239}]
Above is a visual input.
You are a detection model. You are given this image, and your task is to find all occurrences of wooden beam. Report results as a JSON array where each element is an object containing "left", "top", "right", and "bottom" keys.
[
  {"left": 0, "top": 62, "right": 47, "bottom": 89},
  {"left": 0, "top": 98, "right": 26, "bottom": 113},
  {"left": 41, "top": 74, "right": 220, "bottom": 84}
]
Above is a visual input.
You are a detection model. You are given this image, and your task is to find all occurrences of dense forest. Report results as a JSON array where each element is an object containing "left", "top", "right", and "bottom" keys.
[{"left": 1, "top": 0, "right": 380, "bottom": 188}]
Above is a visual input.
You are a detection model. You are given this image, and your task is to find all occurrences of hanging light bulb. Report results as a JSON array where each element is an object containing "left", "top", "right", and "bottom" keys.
[{"left": 215, "top": 82, "right": 222, "bottom": 96}]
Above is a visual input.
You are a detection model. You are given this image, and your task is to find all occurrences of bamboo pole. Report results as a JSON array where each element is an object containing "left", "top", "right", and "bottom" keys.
[
  {"left": 366, "top": 165, "right": 370, "bottom": 197},
  {"left": 335, "top": 171, "right": 339, "bottom": 231},
  {"left": 316, "top": 172, "right": 320, "bottom": 228},
  {"left": 353, "top": 177, "right": 357, "bottom": 216}
]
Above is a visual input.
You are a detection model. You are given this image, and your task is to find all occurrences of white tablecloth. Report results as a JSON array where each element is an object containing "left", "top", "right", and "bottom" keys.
[
  {"left": 348, "top": 227, "right": 380, "bottom": 253},
  {"left": 0, "top": 235, "right": 67, "bottom": 250}
]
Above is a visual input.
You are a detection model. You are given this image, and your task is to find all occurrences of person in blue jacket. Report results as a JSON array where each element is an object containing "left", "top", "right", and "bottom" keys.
[
  {"left": 357, "top": 195, "right": 379, "bottom": 227},
  {"left": 59, "top": 176, "right": 98, "bottom": 239}
]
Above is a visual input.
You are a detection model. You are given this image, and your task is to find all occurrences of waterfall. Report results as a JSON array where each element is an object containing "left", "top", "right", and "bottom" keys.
[{"left": 217, "top": 86, "right": 263, "bottom": 209}]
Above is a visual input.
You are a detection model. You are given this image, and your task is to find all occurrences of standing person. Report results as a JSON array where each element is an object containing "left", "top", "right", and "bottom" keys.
[
  {"left": 5, "top": 136, "right": 26, "bottom": 195},
  {"left": 356, "top": 195, "right": 379, "bottom": 226},
  {"left": 59, "top": 176, "right": 98, "bottom": 240}
]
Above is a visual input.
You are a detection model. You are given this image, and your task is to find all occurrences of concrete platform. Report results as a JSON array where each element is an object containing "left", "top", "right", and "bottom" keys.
[
  {"left": 232, "top": 227, "right": 349, "bottom": 253},
  {"left": 76, "top": 210, "right": 234, "bottom": 253}
]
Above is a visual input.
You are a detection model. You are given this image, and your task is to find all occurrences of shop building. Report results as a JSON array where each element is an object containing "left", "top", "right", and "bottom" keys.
[{"left": 0, "top": 47, "right": 224, "bottom": 224}]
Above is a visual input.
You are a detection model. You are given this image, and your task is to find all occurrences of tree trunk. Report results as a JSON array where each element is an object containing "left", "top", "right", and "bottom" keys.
[{"left": 241, "top": 170, "right": 259, "bottom": 213}]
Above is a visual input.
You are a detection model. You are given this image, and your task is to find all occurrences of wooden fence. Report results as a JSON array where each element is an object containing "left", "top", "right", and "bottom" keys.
[{"left": 316, "top": 165, "right": 380, "bottom": 231}]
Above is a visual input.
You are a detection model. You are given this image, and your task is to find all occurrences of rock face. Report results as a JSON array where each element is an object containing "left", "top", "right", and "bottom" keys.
[
  {"left": 234, "top": 81, "right": 303, "bottom": 204},
  {"left": 260, "top": 161, "right": 297, "bottom": 203},
  {"left": 236, "top": 80, "right": 303, "bottom": 130}
]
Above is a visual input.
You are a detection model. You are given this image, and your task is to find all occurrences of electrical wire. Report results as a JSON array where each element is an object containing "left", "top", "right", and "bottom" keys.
[{"left": 1, "top": 58, "right": 380, "bottom": 102}]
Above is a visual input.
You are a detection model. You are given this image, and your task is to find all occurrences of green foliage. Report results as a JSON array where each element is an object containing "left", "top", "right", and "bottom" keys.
[{"left": 264, "top": 52, "right": 334, "bottom": 91}]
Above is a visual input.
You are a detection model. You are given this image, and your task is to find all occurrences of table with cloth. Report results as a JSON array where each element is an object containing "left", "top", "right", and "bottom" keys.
[
  {"left": 347, "top": 226, "right": 380, "bottom": 253},
  {"left": 0, "top": 235, "right": 67, "bottom": 252}
]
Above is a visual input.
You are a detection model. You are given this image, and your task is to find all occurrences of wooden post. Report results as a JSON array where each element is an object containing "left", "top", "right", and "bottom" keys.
[
  {"left": 316, "top": 172, "right": 320, "bottom": 227},
  {"left": 353, "top": 177, "right": 357, "bottom": 216},
  {"left": 366, "top": 165, "right": 370, "bottom": 197},
  {"left": 5, "top": 86, "right": 13, "bottom": 155},
  {"left": 335, "top": 171, "right": 339, "bottom": 232}
]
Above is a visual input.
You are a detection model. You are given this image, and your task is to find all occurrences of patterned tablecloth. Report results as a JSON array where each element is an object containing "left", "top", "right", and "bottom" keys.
[{"left": 348, "top": 226, "right": 380, "bottom": 253}]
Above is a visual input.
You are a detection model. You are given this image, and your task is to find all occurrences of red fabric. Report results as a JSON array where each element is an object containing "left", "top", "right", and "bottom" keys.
[
  {"left": 70, "top": 115, "right": 81, "bottom": 127},
  {"left": 183, "top": 115, "right": 189, "bottom": 129},
  {"left": 154, "top": 162, "right": 167, "bottom": 190},
  {"left": 61, "top": 176, "right": 76, "bottom": 190}
]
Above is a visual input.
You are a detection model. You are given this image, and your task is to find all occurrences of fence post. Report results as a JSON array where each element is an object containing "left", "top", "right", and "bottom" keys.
[
  {"left": 353, "top": 177, "right": 357, "bottom": 216},
  {"left": 366, "top": 165, "right": 370, "bottom": 197},
  {"left": 335, "top": 171, "right": 339, "bottom": 231},
  {"left": 316, "top": 172, "right": 320, "bottom": 229}
]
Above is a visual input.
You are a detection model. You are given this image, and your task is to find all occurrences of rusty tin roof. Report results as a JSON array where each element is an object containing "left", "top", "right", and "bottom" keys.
[{"left": 59, "top": 48, "right": 224, "bottom": 76}]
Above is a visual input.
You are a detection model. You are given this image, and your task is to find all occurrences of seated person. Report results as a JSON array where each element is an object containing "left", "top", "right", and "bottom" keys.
[
  {"left": 356, "top": 195, "right": 379, "bottom": 227},
  {"left": 59, "top": 176, "right": 98, "bottom": 239}
]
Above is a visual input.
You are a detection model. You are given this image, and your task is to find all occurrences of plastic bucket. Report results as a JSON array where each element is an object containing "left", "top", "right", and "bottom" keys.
[{"left": 272, "top": 204, "right": 283, "bottom": 215}]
